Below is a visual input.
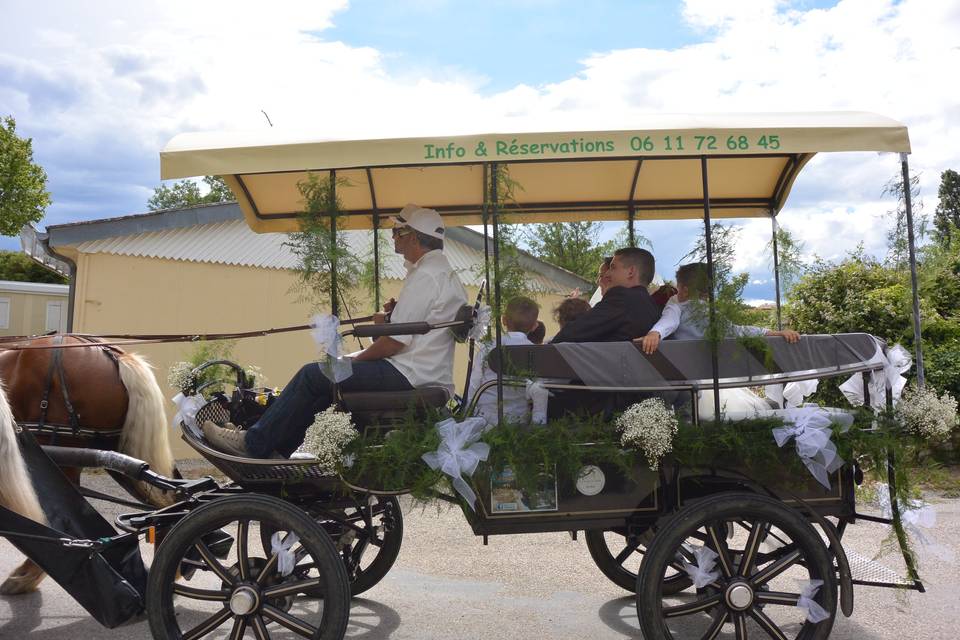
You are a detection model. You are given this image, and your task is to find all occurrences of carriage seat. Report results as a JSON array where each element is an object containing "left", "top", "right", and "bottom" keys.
[{"left": 340, "top": 386, "right": 450, "bottom": 429}]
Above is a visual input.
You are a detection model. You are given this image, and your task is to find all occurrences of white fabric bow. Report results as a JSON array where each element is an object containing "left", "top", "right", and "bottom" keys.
[
  {"left": 525, "top": 380, "right": 551, "bottom": 425},
  {"left": 682, "top": 545, "right": 721, "bottom": 589},
  {"left": 468, "top": 305, "right": 493, "bottom": 342},
  {"left": 171, "top": 392, "right": 206, "bottom": 434},
  {"left": 311, "top": 314, "right": 353, "bottom": 382},
  {"left": 422, "top": 417, "right": 491, "bottom": 510},
  {"left": 875, "top": 484, "right": 954, "bottom": 561},
  {"left": 839, "top": 340, "right": 911, "bottom": 409},
  {"left": 270, "top": 531, "right": 301, "bottom": 577},
  {"left": 772, "top": 407, "right": 844, "bottom": 489},
  {"left": 766, "top": 380, "right": 819, "bottom": 409},
  {"left": 797, "top": 579, "right": 831, "bottom": 623}
]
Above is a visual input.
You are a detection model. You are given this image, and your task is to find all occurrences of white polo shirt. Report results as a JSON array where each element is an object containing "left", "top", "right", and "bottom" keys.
[{"left": 387, "top": 249, "right": 468, "bottom": 393}]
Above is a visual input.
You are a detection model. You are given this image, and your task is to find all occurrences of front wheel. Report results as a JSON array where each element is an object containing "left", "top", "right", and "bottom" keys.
[
  {"left": 637, "top": 493, "right": 837, "bottom": 640},
  {"left": 147, "top": 495, "right": 351, "bottom": 640},
  {"left": 585, "top": 527, "right": 692, "bottom": 594}
]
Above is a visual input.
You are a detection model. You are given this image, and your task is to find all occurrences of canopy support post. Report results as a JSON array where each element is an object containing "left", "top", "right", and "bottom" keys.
[
  {"left": 771, "top": 215, "right": 783, "bottom": 330},
  {"left": 700, "top": 156, "right": 722, "bottom": 421},
  {"left": 901, "top": 152, "right": 925, "bottom": 387},
  {"left": 329, "top": 170, "right": 339, "bottom": 317},
  {"left": 490, "top": 163, "right": 504, "bottom": 426},
  {"left": 366, "top": 168, "right": 381, "bottom": 312},
  {"left": 628, "top": 207, "right": 636, "bottom": 248},
  {"left": 482, "top": 164, "right": 491, "bottom": 306},
  {"left": 628, "top": 159, "right": 643, "bottom": 248}
]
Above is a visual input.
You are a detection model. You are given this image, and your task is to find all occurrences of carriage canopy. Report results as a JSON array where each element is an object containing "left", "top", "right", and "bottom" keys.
[{"left": 160, "top": 112, "right": 910, "bottom": 233}]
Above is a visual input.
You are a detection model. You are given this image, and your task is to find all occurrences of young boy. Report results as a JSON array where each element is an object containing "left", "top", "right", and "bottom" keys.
[
  {"left": 468, "top": 296, "right": 545, "bottom": 426},
  {"left": 554, "top": 297, "right": 592, "bottom": 330},
  {"left": 639, "top": 262, "right": 800, "bottom": 354}
]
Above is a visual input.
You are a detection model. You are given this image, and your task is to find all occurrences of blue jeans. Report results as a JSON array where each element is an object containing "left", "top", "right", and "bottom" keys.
[{"left": 244, "top": 360, "right": 412, "bottom": 458}]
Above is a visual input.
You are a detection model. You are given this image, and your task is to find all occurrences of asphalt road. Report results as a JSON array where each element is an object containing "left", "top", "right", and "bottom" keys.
[{"left": 1, "top": 468, "right": 958, "bottom": 639}]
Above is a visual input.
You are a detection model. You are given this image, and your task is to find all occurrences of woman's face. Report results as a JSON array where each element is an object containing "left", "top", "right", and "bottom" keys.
[{"left": 597, "top": 262, "right": 612, "bottom": 294}]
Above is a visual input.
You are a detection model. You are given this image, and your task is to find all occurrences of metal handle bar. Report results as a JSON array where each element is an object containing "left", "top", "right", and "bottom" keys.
[{"left": 343, "top": 318, "right": 469, "bottom": 339}]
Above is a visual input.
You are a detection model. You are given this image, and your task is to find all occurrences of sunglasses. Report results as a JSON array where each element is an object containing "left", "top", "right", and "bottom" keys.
[{"left": 392, "top": 226, "right": 414, "bottom": 237}]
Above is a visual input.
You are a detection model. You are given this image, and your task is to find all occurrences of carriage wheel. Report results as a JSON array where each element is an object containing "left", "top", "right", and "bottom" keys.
[
  {"left": 636, "top": 493, "right": 836, "bottom": 640},
  {"left": 260, "top": 494, "right": 403, "bottom": 597},
  {"left": 585, "top": 527, "right": 692, "bottom": 594},
  {"left": 147, "top": 495, "right": 351, "bottom": 640}
]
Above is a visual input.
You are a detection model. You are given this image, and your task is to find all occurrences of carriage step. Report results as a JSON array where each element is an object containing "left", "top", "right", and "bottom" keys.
[{"left": 845, "top": 549, "right": 914, "bottom": 588}]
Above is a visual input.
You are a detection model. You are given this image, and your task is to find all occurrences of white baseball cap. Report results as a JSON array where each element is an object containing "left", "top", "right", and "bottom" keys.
[{"left": 391, "top": 204, "right": 445, "bottom": 240}]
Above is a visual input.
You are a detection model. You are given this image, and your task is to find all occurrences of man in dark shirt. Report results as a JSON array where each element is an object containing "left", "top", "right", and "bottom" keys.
[{"left": 552, "top": 247, "right": 660, "bottom": 343}]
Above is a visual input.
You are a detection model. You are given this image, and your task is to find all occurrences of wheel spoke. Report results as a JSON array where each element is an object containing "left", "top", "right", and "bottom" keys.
[
  {"left": 251, "top": 615, "right": 270, "bottom": 640},
  {"left": 262, "top": 577, "right": 323, "bottom": 599},
  {"left": 750, "top": 606, "right": 790, "bottom": 640},
  {"left": 173, "top": 583, "right": 231, "bottom": 601},
  {"left": 615, "top": 539, "right": 642, "bottom": 565},
  {"left": 707, "top": 524, "right": 735, "bottom": 578},
  {"left": 182, "top": 606, "right": 233, "bottom": 640},
  {"left": 751, "top": 549, "right": 802, "bottom": 587},
  {"left": 256, "top": 553, "right": 279, "bottom": 585},
  {"left": 739, "top": 521, "right": 768, "bottom": 576},
  {"left": 755, "top": 591, "right": 801, "bottom": 606},
  {"left": 236, "top": 520, "right": 250, "bottom": 580},
  {"left": 733, "top": 611, "right": 748, "bottom": 640},
  {"left": 699, "top": 610, "right": 730, "bottom": 640},
  {"left": 195, "top": 541, "right": 236, "bottom": 585},
  {"left": 261, "top": 603, "right": 319, "bottom": 638},
  {"left": 228, "top": 615, "right": 247, "bottom": 640},
  {"left": 663, "top": 593, "right": 722, "bottom": 618}
]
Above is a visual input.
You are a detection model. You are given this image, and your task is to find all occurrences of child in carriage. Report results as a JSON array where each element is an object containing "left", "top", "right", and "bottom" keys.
[
  {"left": 467, "top": 296, "right": 547, "bottom": 426},
  {"left": 638, "top": 262, "right": 801, "bottom": 418}
]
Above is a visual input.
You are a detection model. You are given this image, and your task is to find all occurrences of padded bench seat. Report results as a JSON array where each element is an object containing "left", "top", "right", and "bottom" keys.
[{"left": 339, "top": 387, "right": 450, "bottom": 412}]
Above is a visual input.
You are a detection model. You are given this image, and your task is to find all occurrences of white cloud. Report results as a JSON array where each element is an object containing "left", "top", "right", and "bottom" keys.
[{"left": 0, "top": 0, "right": 956, "bottom": 278}]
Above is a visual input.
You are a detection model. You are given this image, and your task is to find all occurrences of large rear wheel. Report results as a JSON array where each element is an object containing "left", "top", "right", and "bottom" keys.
[{"left": 585, "top": 527, "right": 692, "bottom": 594}]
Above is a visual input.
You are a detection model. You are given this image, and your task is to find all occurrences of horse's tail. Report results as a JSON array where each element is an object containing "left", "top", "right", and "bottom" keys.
[
  {"left": 0, "top": 379, "right": 45, "bottom": 525},
  {"left": 117, "top": 352, "right": 177, "bottom": 506}
]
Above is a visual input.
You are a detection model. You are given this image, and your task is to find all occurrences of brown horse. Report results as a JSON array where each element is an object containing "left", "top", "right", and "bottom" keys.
[{"left": 0, "top": 335, "right": 175, "bottom": 595}]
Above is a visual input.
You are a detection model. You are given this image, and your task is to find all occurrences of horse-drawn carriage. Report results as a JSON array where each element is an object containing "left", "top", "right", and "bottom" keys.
[{"left": 0, "top": 112, "right": 929, "bottom": 639}]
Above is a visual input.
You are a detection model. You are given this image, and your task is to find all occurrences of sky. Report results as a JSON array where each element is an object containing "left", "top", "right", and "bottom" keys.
[{"left": 2, "top": 0, "right": 959, "bottom": 303}]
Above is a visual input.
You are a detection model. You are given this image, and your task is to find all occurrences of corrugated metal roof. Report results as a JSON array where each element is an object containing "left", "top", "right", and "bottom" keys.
[{"left": 74, "top": 220, "right": 576, "bottom": 293}]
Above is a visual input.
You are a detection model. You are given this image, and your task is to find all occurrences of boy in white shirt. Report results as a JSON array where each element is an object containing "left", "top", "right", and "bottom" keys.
[
  {"left": 468, "top": 297, "right": 545, "bottom": 426},
  {"left": 639, "top": 262, "right": 799, "bottom": 354}
]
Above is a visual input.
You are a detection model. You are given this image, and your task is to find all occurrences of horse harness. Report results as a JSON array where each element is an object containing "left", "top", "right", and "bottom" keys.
[{"left": 27, "top": 335, "right": 125, "bottom": 446}]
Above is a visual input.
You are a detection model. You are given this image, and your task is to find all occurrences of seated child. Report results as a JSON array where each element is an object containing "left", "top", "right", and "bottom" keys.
[
  {"left": 638, "top": 263, "right": 799, "bottom": 419},
  {"left": 554, "top": 297, "right": 592, "bottom": 329},
  {"left": 639, "top": 262, "right": 799, "bottom": 354},
  {"left": 526, "top": 321, "right": 546, "bottom": 345},
  {"left": 468, "top": 296, "right": 545, "bottom": 426}
]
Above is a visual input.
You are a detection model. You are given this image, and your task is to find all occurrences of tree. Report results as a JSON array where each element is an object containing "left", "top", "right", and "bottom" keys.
[
  {"left": 523, "top": 222, "right": 611, "bottom": 281},
  {"left": 933, "top": 169, "right": 960, "bottom": 247},
  {"left": 767, "top": 225, "right": 806, "bottom": 294},
  {"left": 0, "top": 116, "right": 51, "bottom": 236},
  {"left": 882, "top": 171, "right": 924, "bottom": 269},
  {"left": 147, "top": 175, "right": 234, "bottom": 211},
  {"left": 0, "top": 250, "right": 67, "bottom": 284},
  {"left": 682, "top": 222, "right": 740, "bottom": 286}
]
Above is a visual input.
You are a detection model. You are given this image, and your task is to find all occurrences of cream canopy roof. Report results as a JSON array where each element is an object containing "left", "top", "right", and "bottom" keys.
[{"left": 160, "top": 112, "right": 910, "bottom": 233}]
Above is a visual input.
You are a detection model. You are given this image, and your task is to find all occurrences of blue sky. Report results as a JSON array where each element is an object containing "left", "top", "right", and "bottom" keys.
[{"left": 2, "top": 0, "right": 957, "bottom": 304}]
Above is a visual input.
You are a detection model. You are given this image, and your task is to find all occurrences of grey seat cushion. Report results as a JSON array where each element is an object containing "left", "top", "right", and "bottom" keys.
[{"left": 340, "top": 387, "right": 450, "bottom": 412}]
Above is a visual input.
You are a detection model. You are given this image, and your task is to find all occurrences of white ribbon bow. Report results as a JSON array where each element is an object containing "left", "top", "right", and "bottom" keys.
[
  {"left": 171, "top": 392, "right": 206, "bottom": 434},
  {"left": 525, "top": 380, "right": 551, "bottom": 425},
  {"left": 840, "top": 340, "right": 911, "bottom": 409},
  {"left": 422, "top": 417, "right": 491, "bottom": 510},
  {"left": 682, "top": 545, "right": 721, "bottom": 589},
  {"left": 270, "top": 531, "right": 301, "bottom": 577},
  {"left": 772, "top": 407, "right": 844, "bottom": 489},
  {"left": 468, "top": 305, "right": 493, "bottom": 342},
  {"left": 876, "top": 484, "right": 954, "bottom": 561},
  {"left": 797, "top": 579, "right": 831, "bottom": 623},
  {"left": 311, "top": 314, "right": 353, "bottom": 382}
]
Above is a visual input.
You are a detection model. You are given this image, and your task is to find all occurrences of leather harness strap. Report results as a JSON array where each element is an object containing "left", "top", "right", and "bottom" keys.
[{"left": 37, "top": 335, "right": 84, "bottom": 444}]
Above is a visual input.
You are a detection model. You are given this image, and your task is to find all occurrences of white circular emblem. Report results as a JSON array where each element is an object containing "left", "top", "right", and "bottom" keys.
[{"left": 576, "top": 465, "right": 605, "bottom": 496}]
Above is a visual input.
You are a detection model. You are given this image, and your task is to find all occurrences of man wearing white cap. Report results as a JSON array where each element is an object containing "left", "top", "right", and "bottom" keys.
[{"left": 203, "top": 204, "right": 468, "bottom": 458}]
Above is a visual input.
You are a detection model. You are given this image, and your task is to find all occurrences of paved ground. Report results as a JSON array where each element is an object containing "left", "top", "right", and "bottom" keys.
[{"left": 1, "top": 467, "right": 959, "bottom": 639}]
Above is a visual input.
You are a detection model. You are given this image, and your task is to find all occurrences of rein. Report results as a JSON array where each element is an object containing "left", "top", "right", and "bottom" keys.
[{"left": 0, "top": 314, "right": 377, "bottom": 351}]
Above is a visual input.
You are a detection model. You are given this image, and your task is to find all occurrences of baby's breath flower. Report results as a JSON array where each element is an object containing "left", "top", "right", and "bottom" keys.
[
  {"left": 897, "top": 386, "right": 958, "bottom": 441},
  {"left": 167, "top": 361, "right": 197, "bottom": 394},
  {"left": 244, "top": 365, "right": 265, "bottom": 387},
  {"left": 616, "top": 398, "right": 679, "bottom": 470},
  {"left": 298, "top": 407, "right": 358, "bottom": 474}
]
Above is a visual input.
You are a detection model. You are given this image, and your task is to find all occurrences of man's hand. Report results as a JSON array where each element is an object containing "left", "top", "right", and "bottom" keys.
[
  {"left": 638, "top": 331, "right": 661, "bottom": 354},
  {"left": 373, "top": 313, "right": 388, "bottom": 324},
  {"left": 383, "top": 298, "right": 397, "bottom": 314},
  {"left": 770, "top": 329, "right": 801, "bottom": 343}
]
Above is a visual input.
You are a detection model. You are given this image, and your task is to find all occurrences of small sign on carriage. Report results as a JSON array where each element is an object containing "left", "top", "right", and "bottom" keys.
[{"left": 490, "top": 464, "right": 558, "bottom": 513}]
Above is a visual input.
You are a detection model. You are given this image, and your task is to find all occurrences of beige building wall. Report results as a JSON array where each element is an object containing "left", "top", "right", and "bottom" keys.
[
  {"left": 0, "top": 281, "right": 69, "bottom": 336},
  {"left": 67, "top": 252, "right": 570, "bottom": 457}
]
